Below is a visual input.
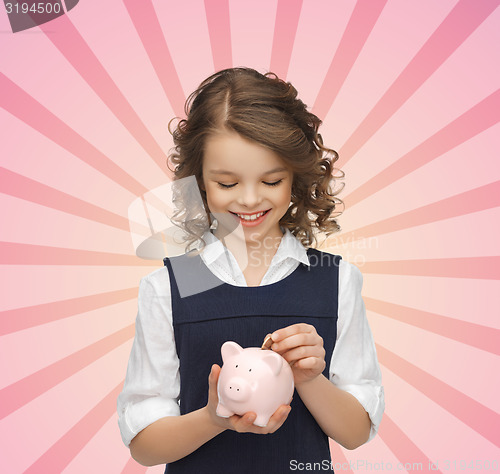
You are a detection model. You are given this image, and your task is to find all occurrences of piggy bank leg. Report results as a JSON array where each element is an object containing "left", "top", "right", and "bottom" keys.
[
  {"left": 216, "top": 403, "right": 234, "bottom": 418},
  {"left": 253, "top": 414, "right": 271, "bottom": 427}
]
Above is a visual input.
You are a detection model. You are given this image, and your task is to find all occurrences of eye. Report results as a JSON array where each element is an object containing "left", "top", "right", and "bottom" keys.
[
  {"left": 263, "top": 179, "right": 283, "bottom": 187},
  {"left": 217, "top": 182, "right": 237, "bottom": 189},
  {"left": 217, "top": 179, "right": 283, "bottom": 189}
]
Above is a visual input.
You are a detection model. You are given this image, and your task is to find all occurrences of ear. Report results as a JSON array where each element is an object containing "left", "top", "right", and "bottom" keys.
[
  {"left": 221, "top": 341, "right": 243, "bottom": 363},
  {"left": 261, "top": 352, "right": 283, "bottom": 376}
]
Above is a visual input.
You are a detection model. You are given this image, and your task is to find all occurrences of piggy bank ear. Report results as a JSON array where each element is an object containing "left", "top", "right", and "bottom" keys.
[
  {"left": 221, "top": 341, "right": 243, "bottom": 362},
  {"left": 262, "top": 352, "right": 283, "bottom": 376}
]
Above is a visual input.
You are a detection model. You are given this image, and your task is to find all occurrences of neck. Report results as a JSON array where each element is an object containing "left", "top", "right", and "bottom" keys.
[{"left": 214, "top": 228, "right": 284, "bottom": 272}]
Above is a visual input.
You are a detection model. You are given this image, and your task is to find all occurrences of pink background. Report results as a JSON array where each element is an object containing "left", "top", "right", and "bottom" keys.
[{"left": 1, "top": 0, "right": 499, "bottom": 472}]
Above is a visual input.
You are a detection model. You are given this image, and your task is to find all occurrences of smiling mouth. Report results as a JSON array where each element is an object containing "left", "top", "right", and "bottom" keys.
[{"left": 230, "top": 209, "right": 271, "bottom": 221}]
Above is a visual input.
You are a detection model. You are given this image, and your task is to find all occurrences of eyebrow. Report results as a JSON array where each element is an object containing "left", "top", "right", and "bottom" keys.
[{"left": 207, "top": 167, "right": 288, "bottom": 176}]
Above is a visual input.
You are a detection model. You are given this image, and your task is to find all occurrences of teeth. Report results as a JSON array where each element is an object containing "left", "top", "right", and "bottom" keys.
[{"left": 236, "top": 211, "right": 266, "bottom": 221}]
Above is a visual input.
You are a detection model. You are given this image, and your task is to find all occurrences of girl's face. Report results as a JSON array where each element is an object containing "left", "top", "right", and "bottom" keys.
[{"left": 201, "top": 131, "right": 293, "bottom": 246}]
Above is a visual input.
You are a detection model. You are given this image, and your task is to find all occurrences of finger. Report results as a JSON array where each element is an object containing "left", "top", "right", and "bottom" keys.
[
  {"left": 208, "top": 365, "right": 213, "bottom": 387},
  {"left": 272, "top": 323, "right": 314, "bottom": 342},
  {"left": 293, "top": 356, "right": 325, "bottom": 371},
  {"left": 208, "top": 365, "right": 221, "bottom": 405},
  {"left": 272, "top": 332, "right": 321, "bottom": 352},
  {"left": 230, "top": 412, "right": 257, "bottom": 433},
  {"left": 267, "top": 405, "right": 292, "bottom": 433},
  {"left": 232, "top": 407, "right": 286, "bottom": 434},
  {"left": 208, "top": 364, "right": 220, "bottom": 385},
  {"left": 280, "top": 345, "right": 324, "bottom": 365},
  {"left": 266, "top": 405, "right": 290, "bottom": 427}
]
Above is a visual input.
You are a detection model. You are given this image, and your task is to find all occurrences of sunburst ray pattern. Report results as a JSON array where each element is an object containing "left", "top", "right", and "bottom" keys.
[{"left": 1, "top": 0, "right": 499, "bottom": 472}]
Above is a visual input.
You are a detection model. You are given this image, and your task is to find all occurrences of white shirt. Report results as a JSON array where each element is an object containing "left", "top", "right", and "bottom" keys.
[{"left": 117, "top": 228, "right": 385, "bottom": 447}]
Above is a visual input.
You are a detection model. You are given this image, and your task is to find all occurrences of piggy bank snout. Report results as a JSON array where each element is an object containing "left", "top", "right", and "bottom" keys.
[{"left": 222, "top": 376, "right": 251, "bottom": 401}]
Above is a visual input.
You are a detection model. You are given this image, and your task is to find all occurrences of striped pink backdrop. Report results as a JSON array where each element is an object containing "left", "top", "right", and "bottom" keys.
[{"left": 1, "top": 0, "right": 499, "bottom": 472}]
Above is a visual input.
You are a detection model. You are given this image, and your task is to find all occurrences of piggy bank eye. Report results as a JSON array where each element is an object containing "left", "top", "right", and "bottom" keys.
[
  {"left": 249, "top": 369, "right": 252, "bottom": 372},
  {"left": 235, "top": 365, "right": 238, "bottom": 368}
]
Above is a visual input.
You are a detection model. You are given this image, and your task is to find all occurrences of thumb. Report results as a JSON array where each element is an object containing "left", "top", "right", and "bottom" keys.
[
  {"left": 208, "top": 364, "right": 221, "bottom": 406},
  {"left": 209, "top": 364, "right": 220, "bottom": 385}
]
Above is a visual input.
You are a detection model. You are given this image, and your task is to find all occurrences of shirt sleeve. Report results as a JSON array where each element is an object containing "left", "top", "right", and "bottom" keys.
[
  {"left": 329, "top": 260, "right": 385, "bottom": 443},
  {"left": 116, "top": 269, "right": 181, "bottom": 447}
]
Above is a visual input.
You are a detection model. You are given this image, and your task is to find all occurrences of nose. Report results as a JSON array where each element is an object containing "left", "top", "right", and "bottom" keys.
[
  {"left": 225, "top": 377, "right": 250, "bottom": 401},
  {"left": 236, "top": 184, "right": 263, "bottom": 209}
]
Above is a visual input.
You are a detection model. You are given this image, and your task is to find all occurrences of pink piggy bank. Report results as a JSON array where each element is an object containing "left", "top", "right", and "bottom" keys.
[{"left": 216, "top": 341, "right": 294, "bottom": 427}]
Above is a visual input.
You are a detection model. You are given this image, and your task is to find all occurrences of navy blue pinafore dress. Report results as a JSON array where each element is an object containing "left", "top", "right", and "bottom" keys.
[{"left": 163, "top": 247, "right": 342, "bottom": 474}]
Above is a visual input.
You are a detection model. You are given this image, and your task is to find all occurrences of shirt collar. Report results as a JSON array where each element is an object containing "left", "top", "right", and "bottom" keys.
[{"left": 198, "top": 227, "right": 310, "bottom": 268}]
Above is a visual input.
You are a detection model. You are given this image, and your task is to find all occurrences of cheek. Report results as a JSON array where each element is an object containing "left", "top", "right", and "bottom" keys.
[
  {"left": 206, "top": 186, "right": 227, "bottom": 208},
  {"left": 278, "top": 184, "right": 293, "bottom": 205}
]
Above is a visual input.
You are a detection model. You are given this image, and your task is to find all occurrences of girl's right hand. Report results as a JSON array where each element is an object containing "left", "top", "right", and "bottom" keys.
[{"left": 205, "top": 364, "right": 292, "bottom": 434}]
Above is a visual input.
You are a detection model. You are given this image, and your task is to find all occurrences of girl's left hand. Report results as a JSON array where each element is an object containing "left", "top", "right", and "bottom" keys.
[{"left": 267, "top": 323, "right": 326, "bottom": 387}]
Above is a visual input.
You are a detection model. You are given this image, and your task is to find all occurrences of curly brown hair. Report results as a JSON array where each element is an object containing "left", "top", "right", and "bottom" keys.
[{"left": 167, "top": 67, "right": 344, "bottom": 253}]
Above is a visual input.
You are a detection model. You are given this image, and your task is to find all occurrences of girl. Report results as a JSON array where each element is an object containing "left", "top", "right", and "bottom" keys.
[{"left": 117, "top": 67, "right": 385, "bottom": 473}]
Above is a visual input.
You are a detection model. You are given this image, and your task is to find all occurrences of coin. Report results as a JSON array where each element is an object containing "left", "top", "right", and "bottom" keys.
[{"left": 261, "top": 334, "right": 273, "bottom": 350}]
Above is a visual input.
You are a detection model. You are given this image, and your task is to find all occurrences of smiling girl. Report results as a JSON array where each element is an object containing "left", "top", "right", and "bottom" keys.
[{"left": 117, "top": 67, "right": 385, "bottom": 473}]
